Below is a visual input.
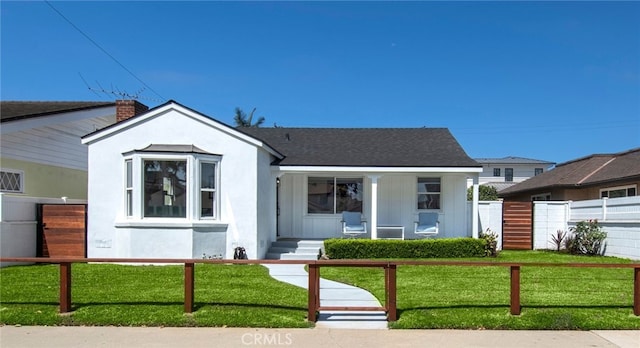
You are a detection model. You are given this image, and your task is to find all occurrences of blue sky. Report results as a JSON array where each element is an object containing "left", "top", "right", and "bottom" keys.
[{"left": 2, "top": 1, "right": 638, "bottom": 165}]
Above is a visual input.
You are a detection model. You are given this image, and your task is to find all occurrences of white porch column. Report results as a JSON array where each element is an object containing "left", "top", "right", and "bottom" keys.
[
  {"left": 472, "top": 175, "right": 480, "bottom": 239},
  {"left": 368, "top": 175, "right": 381, "bottom": 240}
]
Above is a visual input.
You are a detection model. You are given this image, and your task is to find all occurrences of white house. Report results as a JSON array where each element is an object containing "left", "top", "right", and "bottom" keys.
[
  {"left": 81, "top": 101, "right": 483, "bottom": 260},
  {"left": 473, "top": 157, "right": 555, "bottom": 192}
]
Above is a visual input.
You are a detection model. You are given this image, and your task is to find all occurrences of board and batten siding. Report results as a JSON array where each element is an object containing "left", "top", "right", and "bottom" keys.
[{"left": 277, "top": 173, "right": 471, "bottom": 239}]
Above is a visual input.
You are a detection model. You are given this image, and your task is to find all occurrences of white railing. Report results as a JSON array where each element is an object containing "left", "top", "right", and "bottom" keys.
[{"left": 570, "top": 196, "right": 640, "bottom": 222}]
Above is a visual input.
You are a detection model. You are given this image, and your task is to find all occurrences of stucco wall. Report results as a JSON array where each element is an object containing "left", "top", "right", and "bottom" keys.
[
  {"left": 255, "top": 150, "right": 277, "bottom": 258},
  {"left": 86, "top": 108, "right": 263, "bottom": 259}
]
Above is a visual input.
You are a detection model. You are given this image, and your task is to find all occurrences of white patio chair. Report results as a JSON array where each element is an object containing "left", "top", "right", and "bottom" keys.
[
  {"left": 414, "top": 212, "right": 439, "bottom": 238},
  {"left": 341, "top": 211, "right": 367, "bottom": 238}
]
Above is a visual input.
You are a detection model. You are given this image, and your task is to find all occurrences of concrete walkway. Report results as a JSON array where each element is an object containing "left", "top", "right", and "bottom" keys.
[
  {"left": 2, "top": 326, "right": 638, "bottom": 348},
  {"left": 264, "top": 264, "right": 388, "bottom": 329}
]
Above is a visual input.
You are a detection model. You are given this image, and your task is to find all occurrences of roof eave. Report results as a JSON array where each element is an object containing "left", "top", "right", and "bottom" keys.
[{"left": 276, "top": 165, "right": 483, "bottom": 173}]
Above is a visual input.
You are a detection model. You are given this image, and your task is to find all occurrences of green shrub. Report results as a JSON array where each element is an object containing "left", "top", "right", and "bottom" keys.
[
  {"left": 551, "top": 229, "right": 567, "bottom": 251},
  {"left": 324, "top": 238, "right": 486, "bottom": 259},
  {"left": 479, "top": 229, "right": 499, "bottom": 257},
  {"left": 568, "top": 220, "right": 607, "bottom": 256},
  {"left": 466, "top": 185, "right": 499, "bottom": 201}
]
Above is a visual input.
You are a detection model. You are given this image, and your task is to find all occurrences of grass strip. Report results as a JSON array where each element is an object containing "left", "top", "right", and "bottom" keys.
[
  {"left": 319, "top": 250, "right": 640, "bottom": 329},
  {"left": 1, "top": 263, "right": 311, "bottom": 328}
]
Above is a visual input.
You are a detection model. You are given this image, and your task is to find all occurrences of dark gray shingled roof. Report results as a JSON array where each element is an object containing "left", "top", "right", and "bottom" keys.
[
  {"left": 240, "top": 127, "right": 480, "bottom": 168},
  {"left": 499, "top": 148, "right": 640, "bottom": 197},
  {"left": 1, "top": 101, "right": 114, "bottom": 122}
]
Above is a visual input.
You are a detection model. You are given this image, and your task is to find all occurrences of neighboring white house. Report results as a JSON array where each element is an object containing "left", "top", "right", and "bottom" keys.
[
  {"left": 0, "top": 100, "right": 147, "bottom": 266},
  {"left": 472, "top": 157, "right": 555, "bottom": 192},
  {"left": 81, "top": 101, "right": 483, "bottom": 260}
]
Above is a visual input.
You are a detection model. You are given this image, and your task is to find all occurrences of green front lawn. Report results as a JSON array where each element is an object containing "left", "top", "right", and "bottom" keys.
[
  {"left": 1, "top": 263, "right": 311, "bottom": 328},
  {"left": 319, "top": 250, "right": 640, "bottom": 329},
  {"left": 2, "top": 251, "right": 638, "bottom": 329}
]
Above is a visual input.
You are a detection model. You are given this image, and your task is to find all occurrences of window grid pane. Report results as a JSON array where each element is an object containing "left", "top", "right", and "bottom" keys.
[
  {"left": 125, "top": 160, "right": 133, "bottom": 216},
  {"left": 336, "top": 178, "right": 363, "bottom": 213},
  {"left": 200, "top": 162, "right": 217, "bottom": 218},
  {"left": 200, "top": 190, "right": 216, "bottom": 218},
  {"left": 308, "top": 177, "right": 334, "bottom": 214},
  {"left": 417, "top": 178, "right": 441, "bottom": 210},
  {"left": 0, "top": 171, "right": 23, "bottom": 193},
  {"left": 144, "top": 160, "right": 187, "bottom": 218},
  {"left": 505, "top": 168, "right": 514, "bottom": 182}
]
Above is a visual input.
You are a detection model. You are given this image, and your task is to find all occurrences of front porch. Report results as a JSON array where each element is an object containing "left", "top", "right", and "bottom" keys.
[{"left": 275, "top": 172, "right": 481, "bottom": 241}]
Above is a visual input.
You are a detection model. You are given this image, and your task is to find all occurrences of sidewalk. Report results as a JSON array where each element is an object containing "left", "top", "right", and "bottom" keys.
[{"left": 1, "top": 326, "right": 638, "bottom": 348}]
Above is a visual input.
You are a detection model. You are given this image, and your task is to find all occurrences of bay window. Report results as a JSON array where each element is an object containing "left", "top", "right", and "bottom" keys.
[{"left": 123, "top": 146, "right": 220, "bottom": 220}]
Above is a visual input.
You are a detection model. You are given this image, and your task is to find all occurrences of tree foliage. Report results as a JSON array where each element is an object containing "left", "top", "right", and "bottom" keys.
[
  {"left": 467, "top": 185, "right": 499, "bottom": 201},
  {"left": 234, "top": 107, "right": 265, "bottom": 127}
]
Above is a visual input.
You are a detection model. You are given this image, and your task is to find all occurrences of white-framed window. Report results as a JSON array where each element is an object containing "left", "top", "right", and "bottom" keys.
[
  {"left": 505, "top": 168, "right": 514, "bottom": 182},
  {"left": 493, "top": 168, "right": 501, "bottom": 177},
  {"left": 125, "top": 160, "right": 133, "bottom": 216},
  {"left": 143, "top": 159, "right": 187, "bottom": 218},
  {"left": 123, "top": 151, "right": 220, "bottom": 220},
  {"left": 0, "top": 168, "right": 24, "bottom": 193},
  {"left": 531, "top": 193, "right": 551, "bottom": 201},
  {"left": 199, "top": 161, "right": 217, "bottom": 219},
  {"left": 307, "top": 177, "right": 363, "bottom": 214},
  {"left": 417, "top": 177, "right": 441, "bottom": 210},
  {"left": 600, "top": 185, "right": 637, "bottom": 199}
]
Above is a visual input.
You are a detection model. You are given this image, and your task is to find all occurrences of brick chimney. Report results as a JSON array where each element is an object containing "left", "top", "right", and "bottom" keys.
[{"left": 116, "top": 100, "right": 149, "bottom": 122}]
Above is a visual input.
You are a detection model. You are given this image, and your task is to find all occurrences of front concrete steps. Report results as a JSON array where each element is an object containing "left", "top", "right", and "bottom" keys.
[{"left": 266, "top": 239, "right": 324, "bottom": 260}]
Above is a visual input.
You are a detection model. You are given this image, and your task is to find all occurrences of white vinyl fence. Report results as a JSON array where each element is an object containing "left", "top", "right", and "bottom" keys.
[
  {"left": 468, "top": 201, "right": 504, "bottom": 250},
  {"left": 533, "top": 196, "right": 640, "bottom": 260}
]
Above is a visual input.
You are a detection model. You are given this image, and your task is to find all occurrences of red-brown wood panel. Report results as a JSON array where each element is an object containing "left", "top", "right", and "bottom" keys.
[
  {"left": 502, "top": 201, "right": 533, "bottom": 250},
  {"left": 40, "top": 205, "right": 87, "bottom": 258}
]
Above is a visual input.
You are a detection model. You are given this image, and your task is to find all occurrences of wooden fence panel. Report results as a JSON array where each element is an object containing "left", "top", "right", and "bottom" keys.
[
  {"left": 38, "top": 204, "right": 87, "bottom": 258},
  {"left": 503, "top": 201, "right": 533, "bottom": 250}
]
